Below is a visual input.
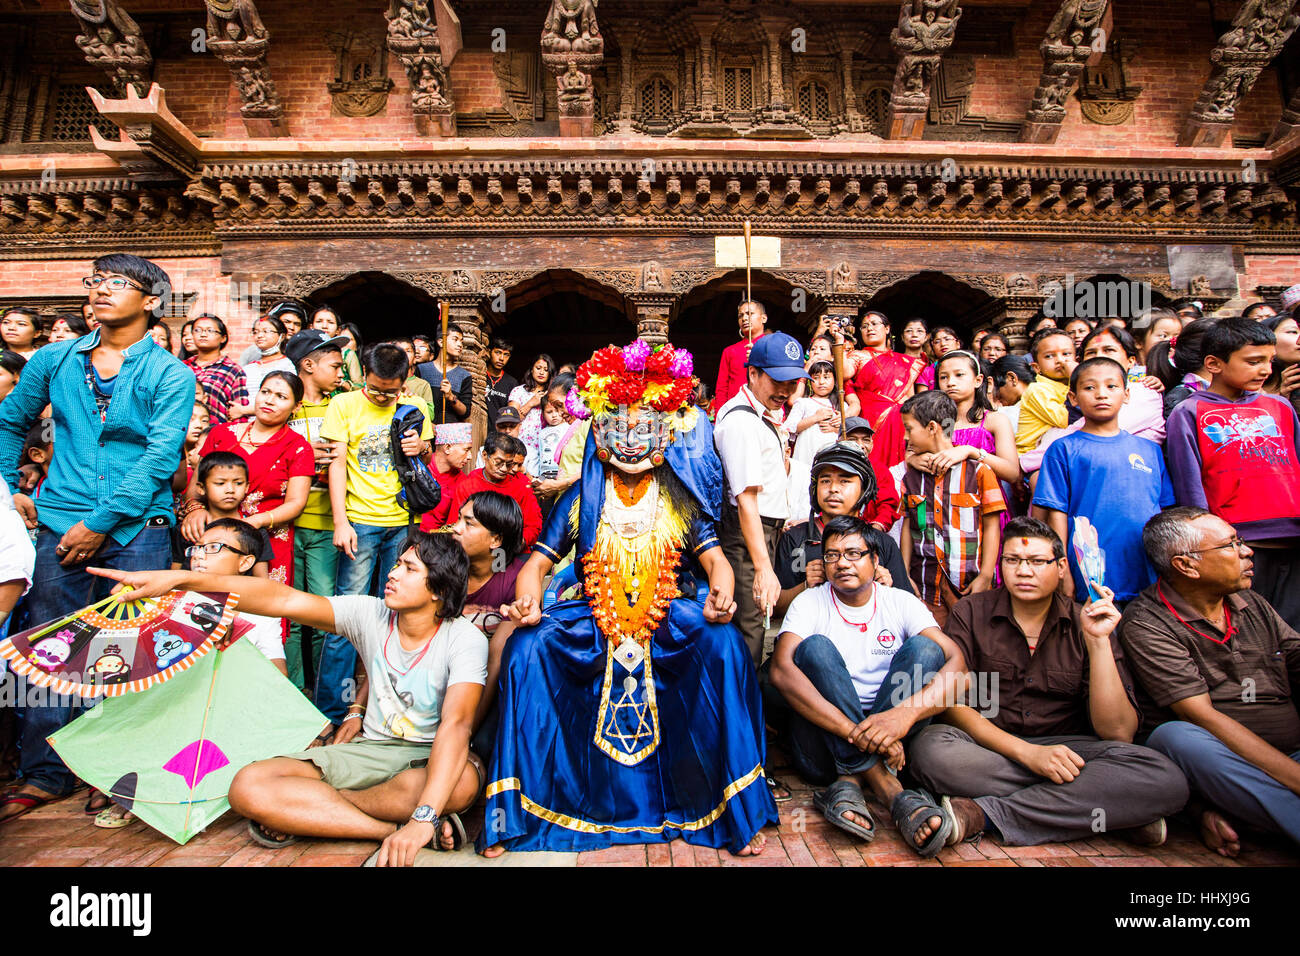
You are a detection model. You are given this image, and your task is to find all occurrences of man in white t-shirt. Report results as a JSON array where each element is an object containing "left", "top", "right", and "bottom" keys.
[
  {"left": 91, "top": 530, "right": 485, "bottom": 867},
  {"left": 770, "top": 515, "right": 969, "bottom": 858}
]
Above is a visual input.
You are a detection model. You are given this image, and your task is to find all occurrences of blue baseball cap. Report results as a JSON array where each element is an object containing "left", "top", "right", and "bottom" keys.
[{"left": 745, "top": 332, "right": 812, "bottom": 381}]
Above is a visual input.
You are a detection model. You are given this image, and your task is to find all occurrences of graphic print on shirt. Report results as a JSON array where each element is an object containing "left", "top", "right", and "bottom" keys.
[
  {"left": 357, "top": 425, "right": 394, "bottom": 474},
  {"left": 1128, "top": 453, "right": 1153, "bottom": 474},
  {"left": 1201, "top": 407, "right": 1286, "bottom": 463}
]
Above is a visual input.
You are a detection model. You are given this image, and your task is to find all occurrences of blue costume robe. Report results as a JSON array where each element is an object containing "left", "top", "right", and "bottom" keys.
[{"left": 479, "top": 415, "right": 779, "bottom": 853}]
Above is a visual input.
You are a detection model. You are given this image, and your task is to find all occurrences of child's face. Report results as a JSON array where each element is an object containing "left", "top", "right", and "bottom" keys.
[
  {"left": 26, "top": 441, "right": 52, "bottom": 472},
  {"left": 499, "top": 423, "right": 521, "bottom": 439},
  {"left": 996, "top": 377, "right": 1027, "bottom": 407},
  {"left": 1032, "top": 334, "right": 1077, "bottom": 381},
  {"left": 543, "top": 391, "right": 568, "bottom": 426},
  {"left": 191, "top": 526, "right": 255, "bottom": 575},
  {"left": 1069, "top": 368, "right": 1128, "bottom": 423},
  {"left": 901, "top": 412, "right": 940, "bottom": 455},
  {"left": 306, "top": 351, "right": 345, "bottom": 391},
  {"left": 811, "top": 369, "right": 835, "bottom": 396},
  {"left": 203, "top": 465, "right": 249, "bottom": 515},
  {"left": 1210, "top": 344, "right": 1276, "bottom": 393},
  {"left": 187, "top": 405, "right": 210, "bottom": 444},
  {"left": 807, "top": 340, "right": 832, "bottom": 363},
  {"left": 937, "top": 360, "right": 979, "bottom": 403}
]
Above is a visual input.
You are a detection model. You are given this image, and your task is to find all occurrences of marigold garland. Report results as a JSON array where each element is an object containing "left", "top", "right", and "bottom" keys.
[{"left": 583, "top": 548, "right": 681, "bottom": 648}]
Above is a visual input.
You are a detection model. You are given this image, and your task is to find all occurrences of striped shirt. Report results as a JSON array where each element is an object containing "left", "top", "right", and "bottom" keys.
[{"left": 902, "top": 458, "right": 1006, "bottom": 604}]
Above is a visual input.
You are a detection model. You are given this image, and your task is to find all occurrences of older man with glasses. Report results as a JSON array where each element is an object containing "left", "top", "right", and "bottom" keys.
[
  {"left": 0, "top": 254, "right": 196, "bottom": 823},
  {"left": 427, "top": 430, "right": 540, "bottom": 549},
  {"left": 1121, "top": 506, "right": 1300, "bottom": 858},
  {"left": 907, "top": 516, "right": 1187, "bottom": 850}
]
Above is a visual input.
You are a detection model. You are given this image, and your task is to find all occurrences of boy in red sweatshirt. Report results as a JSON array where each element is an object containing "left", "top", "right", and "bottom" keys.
[{"left": 1166, "top": 317, "right": 1300, "bottom": 629}]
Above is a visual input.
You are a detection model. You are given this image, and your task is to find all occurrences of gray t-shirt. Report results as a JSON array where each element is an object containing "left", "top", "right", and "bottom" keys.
[{"left": 328, "top": 596, "right": 487, "bottom": 744}]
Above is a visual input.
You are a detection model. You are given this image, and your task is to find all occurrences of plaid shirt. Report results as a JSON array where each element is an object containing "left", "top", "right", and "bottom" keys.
[
  {"left": 187, "top": 356, "right": 248, "bottom": 423},
  {"left": 903, "top": 458, "right": 1006, "bottom": 603}
]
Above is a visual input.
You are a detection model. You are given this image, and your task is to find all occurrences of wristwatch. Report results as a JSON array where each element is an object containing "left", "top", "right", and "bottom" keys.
[{"left": 411, "top": 804, "right": 440, "bottom": 825}]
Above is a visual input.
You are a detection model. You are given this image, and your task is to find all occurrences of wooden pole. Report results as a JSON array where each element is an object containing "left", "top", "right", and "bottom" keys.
[
  {"left": 743, "top": 219, "right": 753, "bottom": 343},
  {"left": 831, "top": 338, "right": 848, "bottom": 440},
  {"left": 439, "top": 300, "right": 450, "bottom": 422}
]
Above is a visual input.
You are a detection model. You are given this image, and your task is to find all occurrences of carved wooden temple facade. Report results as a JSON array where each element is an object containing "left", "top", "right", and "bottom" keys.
[{"left": 4, "top": 0, "right": 1300, "bottom": 436}]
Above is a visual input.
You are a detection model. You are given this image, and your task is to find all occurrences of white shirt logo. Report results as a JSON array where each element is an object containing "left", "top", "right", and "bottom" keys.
[{"left": 784, "top": 341, "right": 802, "bottom": 361}]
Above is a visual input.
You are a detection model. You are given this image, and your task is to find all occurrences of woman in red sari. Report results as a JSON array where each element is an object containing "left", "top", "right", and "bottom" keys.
[
  {"left": 845, "top": 311, "right": 927, "bottom": 471},
  {"left": 182, "top": 371, "right": 314, "bottom": 585}
]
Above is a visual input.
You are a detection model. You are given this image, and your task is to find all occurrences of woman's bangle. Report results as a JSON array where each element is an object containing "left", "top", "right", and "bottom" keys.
[{"left": 341, "top": 712, "right": 362, "bottom": 723}]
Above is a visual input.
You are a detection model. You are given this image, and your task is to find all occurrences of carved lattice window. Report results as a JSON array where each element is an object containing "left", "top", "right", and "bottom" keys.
[
  {"left": 798, "top": 82, "right": 831, "bottom": 121},
  {"left": 722, "top": 67, "right": 753, "bottom": 110},
  {"left": 641, "top": 78, "right": 674, "bottom": 119},
  {"left": 860, "top": 86, "right": 891, "bottom": 136},
  {"left": 47, "top": 85, "right": 118, "bottom": 142}
]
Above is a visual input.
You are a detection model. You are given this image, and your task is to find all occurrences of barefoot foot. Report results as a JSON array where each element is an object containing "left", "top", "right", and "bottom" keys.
[
  {"left": 733, "top": 831, "right": 767, "bottom": 857},
  {"left": 1200, "top": 809, "right": 1241, "bottom": 858}
]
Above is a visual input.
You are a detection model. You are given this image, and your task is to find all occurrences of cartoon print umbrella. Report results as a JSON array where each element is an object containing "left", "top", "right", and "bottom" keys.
[
  {"left": 0, "top": 589, "right": 245, "bottom": 698},
  {"left": 48, "top": 637, "right": 328, "bottom": 845}
]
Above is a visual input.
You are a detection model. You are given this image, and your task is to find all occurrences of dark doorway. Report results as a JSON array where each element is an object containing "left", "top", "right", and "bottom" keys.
[
  {"left": 673, "top": 270, "right": 820, "bottom": 397},
  {"left": 488, "top": 271, "right": 635, "bottom": 381},
  {"left": 307, "top": 272, "right": 441, "bottom": 348},
  {"left": 861, "top": 271, "right": 998, "bottom": 347}
]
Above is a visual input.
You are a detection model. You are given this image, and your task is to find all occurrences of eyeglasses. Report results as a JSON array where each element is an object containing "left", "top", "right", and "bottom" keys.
[
  {"left": 363, "top": 385, "right": 401, "bottom": 400},
  {"left": 185, "top": 542, "right": 251, "bottom": 558},
  {"left": 487, "top": 456, "right": 523, "bottom": 473},
  {"left": 82, "top": 275, "right": 145, "bottom": 293},
  {"left": 1001, "top": 555, "right": 1059, "bottom": 569},
  {"left": 823, "top": 548, "right": 872, "bottom": 564},
  {"left": 1182, "top": 536, "right": 1249, "bottom": 558}
]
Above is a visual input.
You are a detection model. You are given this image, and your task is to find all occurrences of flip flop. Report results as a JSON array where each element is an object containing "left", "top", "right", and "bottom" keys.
[
  {"left": 430, "top": 812, "right": 466, "bottom": 852},
  {"left": 93, "top": 805, "right": 135, "bottom": 829},
  {"left": 813, "top": 779, "right": 876, "bottom": 843},
  {"left": 0, "top": 788, "right": 55, "bottom": 825},
  {"left": 891, "top": 788, "right": 953, "bottom": 858},
  {"left": 766, "top": 773, "right": 793, "bottom": 803},
  {"left": 247, "top": 818, "right": 298, "bottom": 849}
]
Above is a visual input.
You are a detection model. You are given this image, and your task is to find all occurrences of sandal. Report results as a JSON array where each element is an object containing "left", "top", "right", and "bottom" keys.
[
  {"left": 0, "top": 787, "right": 56, "bottom": 825},
  {"left": 430, "top": 812, "right": 466, "bottom": 852},
  {"left": 812, "top": 779, "right": 876, "bottom": 843},
  {"left": 766, "top": 772, "right": 793, "bottom": 803},
  {"left": 891, "top": 788, "right": 953, "bottom": 858},
  {"left": 93, "top": 804, "right": 135, "bottom": 829},
  {"left": 246, "top": 818, "right": 298, "bottom": 849}
]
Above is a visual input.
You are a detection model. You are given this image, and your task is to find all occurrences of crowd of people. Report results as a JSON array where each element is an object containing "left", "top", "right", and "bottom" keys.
[{"left": 1, "top": 253, "right": 1299, "bottom": 866}]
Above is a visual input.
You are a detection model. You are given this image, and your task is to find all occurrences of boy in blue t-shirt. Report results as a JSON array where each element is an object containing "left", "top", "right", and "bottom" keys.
[{"left": 1033, "top": 357, "right": 1174, "bottom": 604}]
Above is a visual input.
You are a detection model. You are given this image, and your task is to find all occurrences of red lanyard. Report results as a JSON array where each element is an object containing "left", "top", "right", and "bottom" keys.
[
  {"left": 830, "top": 586, "right": 878, "bottom": 633},
  {"left": 383, "top": 618, "right": 442, "bottom": 675},
  {"left": 1156, "top": 581, "right": 1234, "bottom": 645}
]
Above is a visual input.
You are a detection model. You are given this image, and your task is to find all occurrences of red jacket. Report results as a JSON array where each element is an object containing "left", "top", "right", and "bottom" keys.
[
  {"left": 422, "top": 468, "right": 543, "bottom": 547},
  {"left": 714, "top": 333, "right": 768, "bottom": 407}
]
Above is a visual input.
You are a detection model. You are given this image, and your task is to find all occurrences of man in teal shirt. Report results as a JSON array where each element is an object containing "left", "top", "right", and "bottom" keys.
[{"left": 0, "top": 253, "right": 195, "bottom": 822}]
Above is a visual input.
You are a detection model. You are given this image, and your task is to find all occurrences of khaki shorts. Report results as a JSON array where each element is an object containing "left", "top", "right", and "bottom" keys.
[{"left": 285, "top": 737, "right": 432, "bottom": 791}]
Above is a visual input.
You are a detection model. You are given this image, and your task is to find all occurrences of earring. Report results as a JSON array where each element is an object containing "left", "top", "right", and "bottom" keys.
[
  {"left": 597, "top": 448, "right": 610, "bottom": 462},
  {"left": 651, "top": 451, "right": 665, "bottom": 466}
]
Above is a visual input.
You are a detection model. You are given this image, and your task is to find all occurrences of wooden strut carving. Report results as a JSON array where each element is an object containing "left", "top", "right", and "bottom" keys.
[
  {"left": 69, "top": 0, "right": 153, "bottom": 96},
  {"left": 203, "top": 0, "right": 287, "bottom": 136},
  {"left": 386, "top": 0, "right": 455, "bottom": 136},
  {"left": 541, "top": 0, "right": 605, "bottom": 136},
  {"left": 886, "top": 0, "right": 962, "bottom": 140},
  {"left": 1021, "top": 0, "right": 1109, "bottom": 144},
  {"left": 1181, "top": 0, "right": 1300, "bottom": 148}
]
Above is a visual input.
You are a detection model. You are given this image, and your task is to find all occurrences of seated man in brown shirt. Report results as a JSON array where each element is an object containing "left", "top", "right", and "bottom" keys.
[
  {"left": 909, "top": 517, "right": 1188, "bottom": 847},
  {"left": 1120, "top": 506, "right": 1300, "bottom": 858}
]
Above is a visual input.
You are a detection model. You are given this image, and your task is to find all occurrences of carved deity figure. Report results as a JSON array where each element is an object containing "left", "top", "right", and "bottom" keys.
[
  {"left": 1221, "top": 0, "right": 1300, "bottom": 54},
  {"left": 894, "top": 0, "right": 962, "bottom": 52},
  {"left": 1045, "top": 0, "right": 1108, "bottom": 48},
  {"left": 412, "top": 60, "right": 449, "bottom": 109},
  {"left": 542, "top": 0, "right": 603, "bottom": 54},
  {"left": 386, "top": 0, "right": 437, "bottom": 40},
  {"left": 205, "top": 0, "right": 268, "bottom": 44},
  {"left": 234, "top": 65, "right": 269, "bottom": 106}
]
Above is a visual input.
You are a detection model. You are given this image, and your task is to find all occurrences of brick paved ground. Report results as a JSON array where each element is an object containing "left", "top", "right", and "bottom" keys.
[{"left": 3, "top": 744, "right": 1298, "bottom": 867}]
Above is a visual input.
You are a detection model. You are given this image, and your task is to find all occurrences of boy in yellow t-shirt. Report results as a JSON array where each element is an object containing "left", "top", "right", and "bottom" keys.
[
  {"left": 1015, "top": 328, "right": 1078, "bottom": 455},
  {"left": 316, "top": 343, "right": 432, "bottom": 725}
]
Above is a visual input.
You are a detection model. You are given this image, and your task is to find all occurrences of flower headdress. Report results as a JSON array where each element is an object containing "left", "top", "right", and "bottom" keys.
[{"left": 575, "top": 339, "right": 699, "bottom": 429}]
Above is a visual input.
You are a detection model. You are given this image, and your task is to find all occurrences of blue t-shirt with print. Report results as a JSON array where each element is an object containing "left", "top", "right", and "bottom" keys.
[{"left": 1034, "top": 430, "right": 1175, "bottom": 602}]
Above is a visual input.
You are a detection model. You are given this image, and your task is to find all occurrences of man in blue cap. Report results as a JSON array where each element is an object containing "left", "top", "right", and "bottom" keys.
[{"left": 715, "top": 330, "right": 810, "bottom": 670}]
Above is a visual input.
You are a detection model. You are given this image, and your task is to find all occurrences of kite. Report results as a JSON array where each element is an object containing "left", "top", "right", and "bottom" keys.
[
  {"left": 0, "top": 590, "right": 245, "bottom": 698},
  {"left": 48, "top": 637, "right": 328, "bottom": 845}
]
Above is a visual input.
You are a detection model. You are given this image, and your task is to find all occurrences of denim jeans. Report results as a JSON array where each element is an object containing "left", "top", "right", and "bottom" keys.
[
  {"left": 786, "top": 633, "right": 945, "bottom": 787},
  {"left": 314, "top": 522, "right": 409, "bottom": 723},
  {"left": 288, "top": 526, "right": 340, "bottom": 691},
  {"left": 16, "top": 524, "right": 171, "bottom": 796}
]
